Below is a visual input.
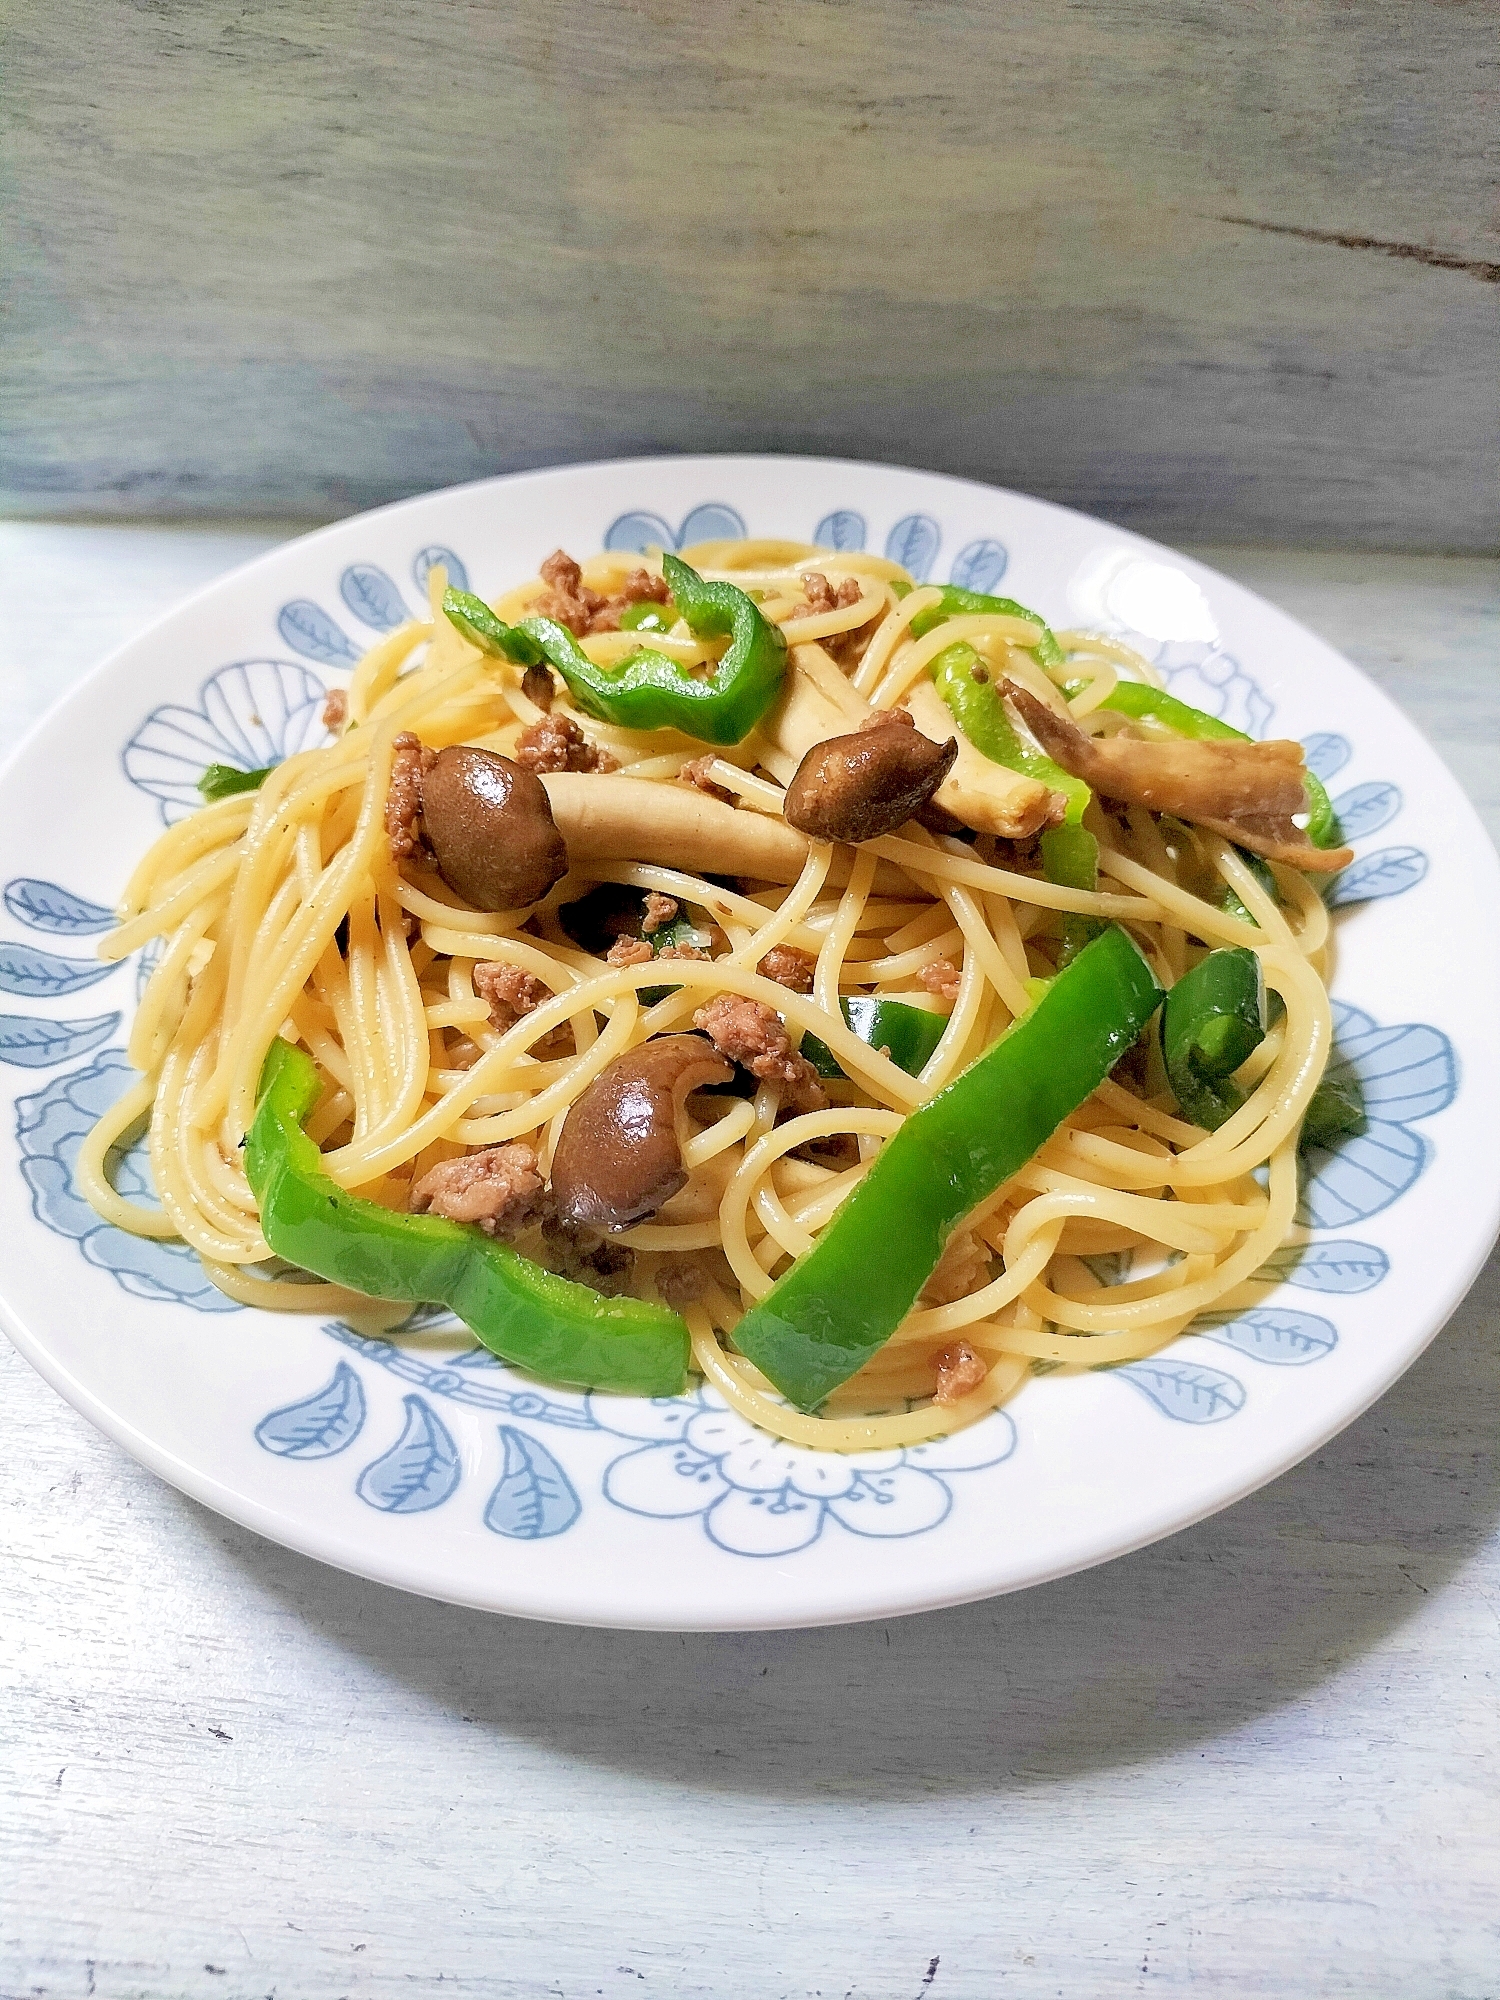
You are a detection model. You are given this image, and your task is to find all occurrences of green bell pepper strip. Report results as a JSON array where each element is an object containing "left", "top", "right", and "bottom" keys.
[
  {"left": 801, "top": 996, "right": 949, "bottom": 1082},
  {"left": 909, "top": 585, "right": 1065, "bottom": 667},
  {"left": 1301, "top": 1068, "right": 1366, "bottom": 1149},
  {"left": 619, "top": 599, "right": 675, "bottom": 633},
  {"left": 1219, "top": 847, "right": 1278, "bottom": 925},
  {"left": 1160, "top": 947, "right": 1266, "bottom": 1131},
  {"left": 244, "top": 1039, "right": 690, "bottom": 1396},
  {"left": 731, "top": 925, "right": 1165, "bottom": 1411},
  {"left": 442, "top": 587, "right": 545, "bottom": 665},
  {"left": 932, "top": 642, "right": 1092, "bottom": 825},
  {"left": 512, "top": 554, "right": 786, "bottom": 747},
  {"left": 199, "top": 762, "right": 272, "bottom": 802},
  {"left": 1059, "top": 676, "right": 1343, "bottom": 852},
  {"left": 1040, "top": 823, "right": 1104, "bottom": 969}
]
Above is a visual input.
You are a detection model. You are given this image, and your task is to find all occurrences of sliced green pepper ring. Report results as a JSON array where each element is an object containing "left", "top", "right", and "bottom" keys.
[{"left": 801, "top": 996, "right": 948, "bottom": 1081}]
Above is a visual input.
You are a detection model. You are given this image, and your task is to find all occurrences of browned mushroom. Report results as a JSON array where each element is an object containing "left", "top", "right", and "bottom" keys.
[
  {"left": 1002, "top": 682, "right": 1354, "bottom": 872},
  {"left": 549, "top": 1034, "right": 734, "bottom": 1233},
  {"left": 782, "top": 710, "right": 959, "bottom": 845},
  {"left": 419, "top": 745, "right": 570, "bottom": 909}
]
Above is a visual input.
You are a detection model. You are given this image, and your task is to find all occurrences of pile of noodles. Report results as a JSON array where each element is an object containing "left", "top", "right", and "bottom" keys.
[{"left": 81, "top": 540, "right": 1332, "bottom": 1451}]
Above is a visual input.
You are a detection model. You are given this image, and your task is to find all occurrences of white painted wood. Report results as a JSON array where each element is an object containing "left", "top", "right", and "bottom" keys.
[
  {"left": 3, "top": 528, "right": 1498, "bottom": 1997},
  {"left": 4, "top": 4, "right": 1497, "bottom": 549}
]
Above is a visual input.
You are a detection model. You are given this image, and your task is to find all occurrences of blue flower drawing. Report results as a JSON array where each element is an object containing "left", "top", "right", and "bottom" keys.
[
  {"left": 591, "top": 1388, "right": 1015, "bottom": 1557},
  {"left": 123, "top": 660, "right": 330, "bottom": 822},
  {"left": 1298, "top": 1001, "right": 1456, "bottom": 1229},
  {"left": 15, "top": 1047, "right": 238, "bottom": 1311}
]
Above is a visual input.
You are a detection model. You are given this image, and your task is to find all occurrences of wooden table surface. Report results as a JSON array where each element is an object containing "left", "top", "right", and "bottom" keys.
[{"left": 3, "top": 527, "right": 1498, "bottom": 1999}]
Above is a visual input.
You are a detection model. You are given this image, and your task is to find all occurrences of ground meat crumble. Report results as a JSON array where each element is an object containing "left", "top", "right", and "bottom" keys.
[
  {"left": 796, "top": 570, "right": 879, "bottom": 669},
  {"left": 605, "top": 936, "right": 655, "bottom": 969},
  {"left": 514, "top": 711, "right": 618, "bottom": 775},
  {"left": 321, "top": 687, "right": 349, "bottom": 732},
  {"left": 921, "top": 1230, "right": 990, "bottom": 1306},
  {"left": 472, "top": 961, "right": 548, "bottom": 1030},
  {"left": 641, "top": 892, "right": 679, "bottom": 935},
  {"left": 677, "top": 755, "right": 735, "bottom": 805},
  {"left": 757, "top": 945, "right": 816, "bottom": 994},
  {"left": 932, "top": 1339, "right": 988, "bottom": 1405},
  {"left": 655, "top": 1257, "right": 707, "bottom": 1308},
  {"left": 409, "top": 1143, "right": 545, "bottom": 1239},
  {"left": 386, "top": 730, "right": 435, "bottom": 861},
  {"left": 521, "top": 662, "right": 555, "bottom": 711},
  {"left": 919, "top": 956, "right": 963, "bottom": 1005},
  {"left": 692, "top": 994, "right": 827, "bottom": 1115},
  {"left": 532, "top": 548, "right": 670, "bottom": 638}
]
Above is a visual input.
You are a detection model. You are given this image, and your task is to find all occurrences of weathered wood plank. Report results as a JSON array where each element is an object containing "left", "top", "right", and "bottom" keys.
[{"left": 3, "top": 3, "right": 1497, "bottom": 547}]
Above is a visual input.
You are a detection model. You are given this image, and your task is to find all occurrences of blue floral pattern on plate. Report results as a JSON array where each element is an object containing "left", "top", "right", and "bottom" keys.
[{"left": 123, "top": 661, "right": 331, "bottom": 823}]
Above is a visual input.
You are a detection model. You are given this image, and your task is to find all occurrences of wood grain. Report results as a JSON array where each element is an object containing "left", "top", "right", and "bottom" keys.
[{"left": 3, "top": 3, "right": 1497, "bottom": 548}]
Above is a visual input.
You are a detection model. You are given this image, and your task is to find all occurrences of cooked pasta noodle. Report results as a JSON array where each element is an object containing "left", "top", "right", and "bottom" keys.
[{"left": 82, "top": 538, "right": 1336, "bottom": 1452}]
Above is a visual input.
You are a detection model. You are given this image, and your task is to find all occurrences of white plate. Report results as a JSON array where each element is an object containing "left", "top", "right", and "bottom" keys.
[{"left": 3, "top": 455, "right": 1497, "bottom": 1630}]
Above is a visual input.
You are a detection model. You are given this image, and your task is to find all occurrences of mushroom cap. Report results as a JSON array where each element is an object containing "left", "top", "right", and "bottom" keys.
[
  {"left": 550, "top": 1034, "right": 734, "bottom": 1234},
  {"left": 783, "top": 715, "right": 958, "bottom": 845},
  {"left": 420, "top": 745, "right": 569, "bottom": 910}
]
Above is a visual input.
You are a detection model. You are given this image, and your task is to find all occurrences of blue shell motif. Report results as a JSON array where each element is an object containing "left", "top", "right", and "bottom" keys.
[
  {"left": 1299, "top": 1002, "right": 1456, "bottom": 1229},
  {"left": 1194, "top": 1307, "right": 1337, "bottom": 1366},
  {"left": 277, "top": 600, "right": 362, "bottom": 666},
  {"left": 949, "top": 539, "right": 1008, "bottom": 593},
  {"left": 813, "top": 510, "right": 867, "bottom": 552},
  {"left": 4, "top": 879, "right": 115, "bottom": 936},
  {"left": 0, "top": 1011, "right": 119, "bottom": 1068},
  {"left": 340, "top": 564, "right": 409, "bottom": 632},
  {"left": 884, "top": 514, "right": 940, "bottom": 581},
  {"left": 1330, "top": 781, "right": 1402, "bottom": 843},
  {"left": 255, "top": 1362, "right": 367, "bottom": 1458},
  {"left": 1154, "top": 641, "right": 1273, "bottom": 737},
  {"left": 603, "top": 504, "right": 748, "bottom": 554},
  {"left": 0, "top": 943, "right": 117, "bottom": 1000},
  {"left": 123, "top": 660, "right": 330, "bottom": 822},
  {"left": 1255, "top": 1238, "right": 1389, "bottom": 1294},
  {"left": 355, "top": 1396, "right": 462, "bottom": 1513},
  {"left": 1303, "top": 732, "right": 1352, "bottom": 782},
  {"left": 1327, "top": 847, "right": 1428, "bottom": 908},
  {"left": 1112, "top": 1356, "right": 1246, "bottom": 1423},
  {"left": 413, "top": 545, "right": 469, "bottom": 595},
  {"left": 484, "top": 1426, "right": 581, "bottom": 1539},
  {"left": 15, "top": 1048, "right": 239, "bottom": 1310}
]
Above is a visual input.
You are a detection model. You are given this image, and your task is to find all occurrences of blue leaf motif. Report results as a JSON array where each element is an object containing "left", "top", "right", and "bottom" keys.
[
  {"left": 1255, "top": 1238, "right": 1389, "bottom": 1293},
  {"left": 277, "top": 600, "right": 361, "bottom": 665},
  {"left": 1194, "top": 1307, "right": 1337, "bottom": 1365},
  {"left": 1330, "top": 780, "right": 1401, "bottom": 842},
  {"left": 1328, "top": 846, "right": 1427, "bottom": 908},
  {"left": 0, "top": 1011, "right": 120, "bottom": 1069},
  {"left": 1336, "top": 1014, "right": 1456, "bottom": 1124},
  {"left": 0, "top": 942, "right": 117, "bottom": 998},
  {"left": 254, "top": 1362, "right": 367, "bottom": 1458},
  {"left": 4, "top": 879, "right": 115, "bottom": 936},
  {"left": 1303, "top": 732, "right": 1351, "bottom": 782},
  {"left": 950, "top": 538, "right": 1008, "bottom": 593},
  {"left": 1114, "top": 1356, "right": 1246, "bottom": 1423},
  {"left": 678, "top": 503, "right": 747, "bottom": 547},
  {"left": 814, "top": 510, "right": 867, "bottom": 552},
  {"left": 340, "top": 564, "right": 409, "bottom": 632},
  {"left": 1300, "top": 1121, "right": 1427, "bottom": 1229},
  {"left": 484, "top": 1426, "right": 581, "bottom": 1539},
  {"left": 123, "top": 660, "right": 330, "bottom": 823},
  {"left": 884, "top": 514, "right": 940, "bottom": 581},
  {"left": 355, "top": 1396, "right": 461, "bottom": 1513},
  {"left": 413, "top": 545, "right": 469, "bottom": 595},
  {"left": 604, "top": 510, "right": 677, "bottom": 555}
]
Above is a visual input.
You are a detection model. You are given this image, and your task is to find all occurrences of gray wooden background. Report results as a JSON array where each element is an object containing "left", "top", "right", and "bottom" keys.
[{"left": 4, "top": 1, "right": 1497, "bottom": 549}]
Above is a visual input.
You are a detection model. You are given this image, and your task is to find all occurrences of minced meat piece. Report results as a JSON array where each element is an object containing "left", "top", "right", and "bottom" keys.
[
  {"left": 797, "top": 570, "right": 879, "bottom": 669},
  {"left": 655, "top": 1257, "right": 707, "bottom": 1308},
  {"left": 521, "top": 662, "right": 555, "bottom": 711},
  {"left": 321, "top": 687, "right": 349, "bottom": 732},
  {"left": 409, "top": 1143, "right": 545, "bottom": 1239},
  {"left": 539, "top": 1207, "right": 636, "bottom": 1294},
  {"left": 641, "top": 892, "right": 679, "bottom": 935},
  {"left": 473, "top": 961, "right": 548, "bottom": 1030},
  {"left": 859, "top": 706, "right": 914, "bottom": 732},
  {"left": 920, "top": 956, "right": 963, "bottom": 1004},
  {"left": 677, "top": 755, "right": 735, "bottom": 805},
  {"left": 921, "top": 1230, "right": 989, "bottom": 1306},
  {"left": 605, "top": 936, "right": 655, "bottom": 969},
  {"left": 386, "top": 730, "right": 435, "bottom": 861},
  {"left": 932, "top": 1339, "right": 988, "bottom": 1405},
  {"left": 532, "top": 549, "right": 670, "bottom": 638},
  {"left": 514, "top": 711, "right": 618, "bottom": 775},
  {"left": 692, "top": 994, "right": 827, "bottom": 1115},
  {"left": 757, "top": 945, "right": 816, "bottom": 994},
  {"left": 656, "top": 944, "right": 709, "bottom": 962}
]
